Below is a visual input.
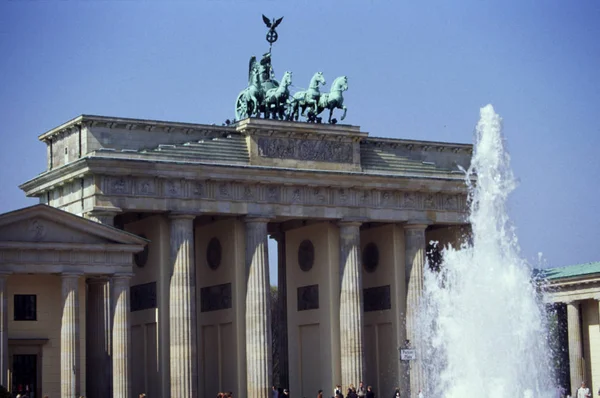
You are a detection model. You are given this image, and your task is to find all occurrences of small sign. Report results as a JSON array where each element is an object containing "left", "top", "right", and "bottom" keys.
[{"left": 400, "top": 349, "right": 416, "bottom": 361}]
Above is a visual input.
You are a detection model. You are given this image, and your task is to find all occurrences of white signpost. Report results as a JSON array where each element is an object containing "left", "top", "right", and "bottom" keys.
[{"left": 400, "top": 349, "right": 416, "bottom": 361}]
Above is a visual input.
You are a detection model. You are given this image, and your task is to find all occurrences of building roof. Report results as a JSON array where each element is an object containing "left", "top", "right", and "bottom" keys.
[{"left": 538, "top": 261, "right": 600, "bottom": 281}]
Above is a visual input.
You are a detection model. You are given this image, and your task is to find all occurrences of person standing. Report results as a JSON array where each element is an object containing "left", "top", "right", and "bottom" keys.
[
  {"left": 273, "top": 386, "right": 280, "bottom": 398},
  {"left": 357, "top": 382, "right": 366, "bottom": 398},
  {"left": 578, "top": 382, "right": 591, "bottom": 398},
  {"left": 418, "top": 390, "right": 424, "bottom": 398},
  {"left": 366, "top": 386, "right": 375, "bottom": 398}
]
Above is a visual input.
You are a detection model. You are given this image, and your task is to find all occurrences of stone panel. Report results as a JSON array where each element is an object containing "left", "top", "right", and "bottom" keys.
[
  {"left": 257, "top": 137, "right": 354, "bottom": 163},
  {"left": 130, "top": 282, "right": 157, "bottom": 312},
  {"left": 297, "top": 285, "right": 319, "bottom": 311},
  {"left": 200, "top": 283, "right": 232, "bottom": 312},
  {"left": 363, "top": 285, "right": 391, "bottom": 312}
]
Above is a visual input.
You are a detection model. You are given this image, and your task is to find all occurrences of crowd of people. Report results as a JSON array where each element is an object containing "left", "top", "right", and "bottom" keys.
[{"left": 270, "top": 381, "right": 424, "bottom": 398}]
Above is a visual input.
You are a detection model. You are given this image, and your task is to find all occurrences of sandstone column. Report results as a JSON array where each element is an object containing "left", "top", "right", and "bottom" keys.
[
  {"left": 112, "top": 274, "right": 132, "bottom": 398},
  {"left": 567, "top": 301, "right": 584, "bottom": 393},
  {"left": 272, "top": 231, "right": 289, "bottom": 389},
  {"left": 169, "top": 214, "right": 198, "bottom": 398},
  {"left": 61, "top": 273, "right": 81, "bottom": 398},
  {"left": 339, "top": 221, "right": 364, "bottom": 389},
  {"left": 404, "top": 224, "right": 427, "bottom": 396},
  {"left": 86, "top": 278, "right": 112, "bottom": 398},
  {"left": 0, "top": 273, "right": 9, "bottom": 389},
  {"left": 245, "top": 218, "right": 272, "bottom": 398}
]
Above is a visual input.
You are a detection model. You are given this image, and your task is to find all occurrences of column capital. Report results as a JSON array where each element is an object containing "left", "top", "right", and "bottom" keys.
[
  {"left": 245, "top": 215, "right": 271, "bottom": 224},
  {"left": 169, "top": 213, "right": 196, "bottom": 221},
  {"left": 61, "top": 272, "right": 83, "bottom": 279},
  {"left": 404, "top": 222, "right": 431, "bottom": 230},
  {"left": 338, "top": 220, "right": 363, "bottom": 228}
]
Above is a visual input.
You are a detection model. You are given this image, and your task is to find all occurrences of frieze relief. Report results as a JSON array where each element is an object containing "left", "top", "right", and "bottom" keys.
[
  {"left": 103, "top": 175, "right": 467, "bottom": 213},
  {"left": 257, "top": 137, "right": 354, "bottom": 164}
]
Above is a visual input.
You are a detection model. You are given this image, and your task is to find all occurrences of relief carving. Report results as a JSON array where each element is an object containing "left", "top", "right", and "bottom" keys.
[
  {"left": 338, "top": 189, "right": 348, "bottom": 205},
  {"left": 243, "top": 186, "right": 254, "bottom": 200},
  {"left": 257, "top": 137, "right": 353, "bottom": 163},
  {"left": 28, "top": 219, "right": 46, "bottom": 241},
  {"left": 444, "top": 195, "right": 458, "bottom": 211},
  {"left": 219, "top": 183, "right": 230, "bottom": 198},
  {"left": 165, "top": 180, "right": 180, "bottom": 197},
  {"left": 111, "top": 177, "right": 128, "bottom": 194},
  {"left": 402, "top": 192, "right": 417, "bottom": 209},
  {"left": 192, "top": 182, "right": 204, "bottom": 197},
  {"left": 267, "top": 186, "right": 280, "bottom": 201},
  {"left": 424, "top": 194, "right": 436, "bottom": 209},
  {"left": 102, "top": 175, "right": 468, "bottom": 215},
  {"left": 312, "top": 188, "right": 326, "bottom": 204},
  {"left": 138, "top": 179, "right": 154, "bottom": 195},
  {"left": 291, "top": 188, "right": 301, "bottom": 203}
]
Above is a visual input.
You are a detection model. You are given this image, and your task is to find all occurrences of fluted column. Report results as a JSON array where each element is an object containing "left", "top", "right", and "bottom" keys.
[
  {"left": 86, "top": 278, "right": 111, "bottom": 398},
  {"left": 169, "top": 214, "right": 198, "bottom": 398},
  {"left": 405, "top": 224, "right": 427, "bottom": 396},
  {"left": 112, "top": 274, "right": 132, "bottom": 398},
  {"left": 339, "top": 221, "right": 364, "bottom": 389},
  {"left": 61, "top": 273, "right": 81, "bottom": 398},
  {"left": 567, "top": 301, "right": 584, "bottom": 393},
  {"left": 271, "top": 231, "right": 289, "bottom": 389},
  {"left": 245, "top": 218, "right": 272, "bottom": 398},
  {"left": 0, "top": 273, "right": 9, "bottom": 389}
]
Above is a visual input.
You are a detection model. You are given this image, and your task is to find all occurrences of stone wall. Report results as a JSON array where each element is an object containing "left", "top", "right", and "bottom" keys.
[
  {"left": 195, "top": 219, "right": 246, "bottom": 398},
  {"left": 286, "top": 222, "right": 340, "bottom": 397},
  {"left": 7, "top": 274, "right": 86, "bottom": 398}
]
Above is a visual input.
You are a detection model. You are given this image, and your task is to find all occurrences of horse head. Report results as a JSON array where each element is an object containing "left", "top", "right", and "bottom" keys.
[
  {"left": 281, "top": 71, "right": 293, "bottom": 88},
  {"left": 310, "top": 71, "right": 326, "bottom": 88},
  {"left": 332, "top": 76, "right": 348, "bottom": 92}
]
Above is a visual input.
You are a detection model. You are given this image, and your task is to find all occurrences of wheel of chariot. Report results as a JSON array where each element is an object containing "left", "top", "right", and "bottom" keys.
[
  {"left": 266, "top": 30, "right": 278, "bottom": 44},
  {"left": 235, "top": 92, "right": 248, "bottom": 120}
]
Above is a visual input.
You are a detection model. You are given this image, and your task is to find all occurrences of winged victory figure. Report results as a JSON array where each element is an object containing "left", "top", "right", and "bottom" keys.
[{"left": 262, "top": 15, "right": 284, "bottom": 45}]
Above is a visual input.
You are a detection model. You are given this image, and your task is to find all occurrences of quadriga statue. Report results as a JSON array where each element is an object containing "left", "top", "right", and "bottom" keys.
[
  {"left": 314, "top": 76, "right": 348, "bottom": 123},
  {"left": 287, "top": 72, "right": 326, "bottom": 121},
  {"left": 264, "top": 71, "right": 292, "bottom": 120}
]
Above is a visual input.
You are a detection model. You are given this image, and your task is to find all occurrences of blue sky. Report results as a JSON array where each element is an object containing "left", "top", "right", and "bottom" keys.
[{"left": 1, "top": 1, "right": 599, "bottom": 280}]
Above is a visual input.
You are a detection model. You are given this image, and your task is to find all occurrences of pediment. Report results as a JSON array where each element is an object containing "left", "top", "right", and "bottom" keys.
[{"left": 0, "top": 204, "right": 147, "bottom": 246}]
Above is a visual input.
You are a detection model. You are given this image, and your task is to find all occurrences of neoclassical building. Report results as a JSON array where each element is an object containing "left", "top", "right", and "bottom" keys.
[
  {"left": 543, "top": 262, "right": 600, "bottom": 396},
  {"left": 2, "top": 115, "right": 472, "bottom": 398}
]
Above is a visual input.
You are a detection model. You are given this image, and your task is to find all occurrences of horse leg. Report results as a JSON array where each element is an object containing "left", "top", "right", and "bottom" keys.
[
  {"left": 329, "top": 108, "right": 334, "bottom": 124},
  {"left": 341, "top": 105, "right": 347, "bottom": 121}
]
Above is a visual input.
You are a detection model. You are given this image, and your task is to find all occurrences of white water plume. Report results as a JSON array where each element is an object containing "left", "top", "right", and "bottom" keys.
[{"left": 417, "top": 105, "right": 554, "bottom": 398}]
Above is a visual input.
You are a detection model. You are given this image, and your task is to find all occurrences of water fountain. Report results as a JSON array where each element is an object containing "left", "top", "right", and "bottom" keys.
[{"left": 417, "top": 105, "right": 555, "bottom": 397}]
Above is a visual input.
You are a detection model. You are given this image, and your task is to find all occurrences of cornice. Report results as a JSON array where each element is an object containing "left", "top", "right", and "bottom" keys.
[
  {"left": 85, "top": 157, "right": 470, "bottom": 192},
  {"left": 19, "top": 158, "right": 90, "bottom": 195},
  {"left": 235, "top": 117, "right": 366, "bottom": 142},
  {"left": 362, "top": 137, "right": 473, "bottom": 154},
  {"left": 38, "top": 114, "right": 236, "bottom": 142},
  {"left": 21, "top": 155, "right": 470, "bottom": 199}
]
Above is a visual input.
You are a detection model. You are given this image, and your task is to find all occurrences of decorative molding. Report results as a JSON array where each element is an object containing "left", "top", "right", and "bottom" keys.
[
  {"left": 257, "top": 137, "right": 354, "bottom": 163},
  {"left": 102, "top": 175, "right": 468, "bottom": 213},
  {"left": 206, "top": 237, "right": 222, "bottom": 270},
  {"left": 28, "top": 219, "right": 46, "bottom": 241},
  {"left": 297, "top": 240, "right": 315, "bottom": 272}
]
